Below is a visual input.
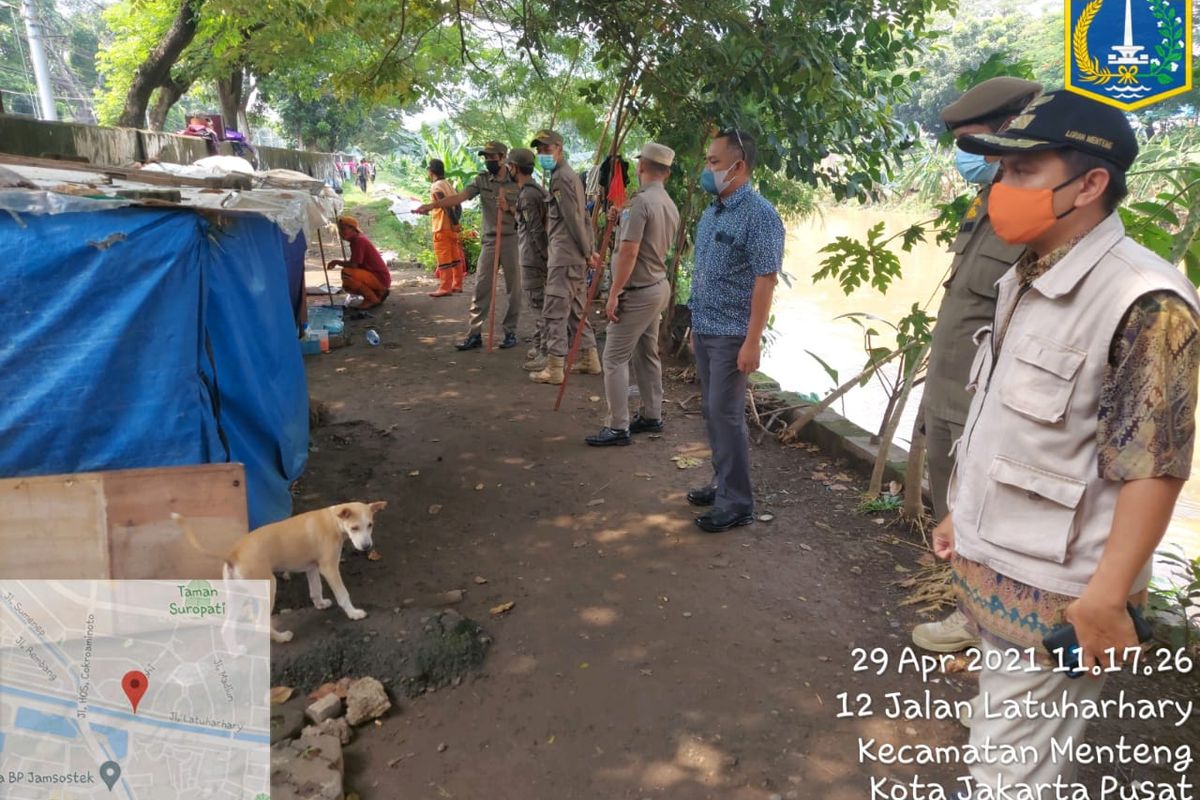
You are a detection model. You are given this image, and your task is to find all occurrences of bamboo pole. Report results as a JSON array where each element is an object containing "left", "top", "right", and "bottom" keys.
[
  {"left": 316, "top": 228, "right": 335, "bottom": 307},
  {"left": 486, "top": 203, "right": 503, "bottom": 352}
]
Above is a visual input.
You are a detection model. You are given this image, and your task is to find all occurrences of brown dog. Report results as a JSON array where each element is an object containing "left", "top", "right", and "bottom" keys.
[{"left": 174, "top": 501, "right": 386, "bottom": 643}]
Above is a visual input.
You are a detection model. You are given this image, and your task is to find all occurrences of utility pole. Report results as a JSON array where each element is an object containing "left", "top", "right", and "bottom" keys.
[{"left": 19, "top": 0, "right": 58, "bottom": 121}]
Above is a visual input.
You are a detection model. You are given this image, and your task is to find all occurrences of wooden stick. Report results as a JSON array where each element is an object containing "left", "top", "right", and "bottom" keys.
[
  {"left": 316, "top": 228, "right": 335, "bottom": 307},
  {"left": 554, "top": 209, "right": 620, "bottom": 411},
  {"left": 486, "top": 203, "right": 503, "bottom": 352}
]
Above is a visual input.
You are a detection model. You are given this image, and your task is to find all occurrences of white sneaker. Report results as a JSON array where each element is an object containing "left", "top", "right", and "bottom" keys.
[{"left": 911, "top": 610, "right": 980, "bottom": 653}]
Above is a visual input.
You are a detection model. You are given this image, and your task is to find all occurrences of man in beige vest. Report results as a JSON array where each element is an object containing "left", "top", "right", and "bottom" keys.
[
  {"left": 586, "top": 142, "right": 681, "bottom": 447},
  {"left": 416, "top": 141, "right": 522, "bottom": 350},
  {"left": 934, "top": 91, "right": 1199, "bottom": 792},
  {"left": 913, "top": 77, "right": 1042, "bottom": 655},
  {"left": 530, "top": 128, "right": 603, "bottom": 384}
]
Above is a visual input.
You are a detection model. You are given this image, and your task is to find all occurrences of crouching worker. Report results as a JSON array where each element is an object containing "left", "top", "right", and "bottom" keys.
[{"left": 329, "top": 215, "right": 391, "bottom": 309}]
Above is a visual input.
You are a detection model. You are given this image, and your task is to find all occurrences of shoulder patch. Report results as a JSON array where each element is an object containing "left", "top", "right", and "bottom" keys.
[{"left": 964, "top": 195, "right": 984, "bottom": 221}]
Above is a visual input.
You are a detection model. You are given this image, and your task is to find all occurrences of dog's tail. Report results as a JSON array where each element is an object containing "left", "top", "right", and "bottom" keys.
[{"left": 171, "top": 512, "right": 232, "bottom": 562}]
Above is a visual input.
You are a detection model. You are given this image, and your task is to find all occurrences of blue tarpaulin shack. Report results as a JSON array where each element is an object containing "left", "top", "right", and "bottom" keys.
[{"left": 0, "top": 165, "right": 327, "bottom": 529}]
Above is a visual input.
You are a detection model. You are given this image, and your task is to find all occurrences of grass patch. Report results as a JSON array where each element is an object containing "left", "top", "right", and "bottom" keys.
[
  {"left": 858, "top": 492, "right": 903, "bottom": 514},
  {"left": 342, "top": 194, "right": 432, "bottom": 266}
]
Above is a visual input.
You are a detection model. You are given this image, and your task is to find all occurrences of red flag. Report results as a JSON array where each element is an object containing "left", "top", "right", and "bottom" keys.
[{"left": 607, "top": 159, "right": 626, "bottom": 207}]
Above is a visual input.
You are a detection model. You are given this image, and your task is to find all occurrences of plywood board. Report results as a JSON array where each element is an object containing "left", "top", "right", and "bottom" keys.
[
  {"left": 0, "top": 464, "right": 248, "bottom": 580},
  {"left": 0, "top": 473, "right": 109, "bottom": 577}
]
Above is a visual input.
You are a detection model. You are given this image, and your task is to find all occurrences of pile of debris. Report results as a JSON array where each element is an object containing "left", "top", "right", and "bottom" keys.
[{"left": 270, "top": 677, "right": 392, "bottom": 800}]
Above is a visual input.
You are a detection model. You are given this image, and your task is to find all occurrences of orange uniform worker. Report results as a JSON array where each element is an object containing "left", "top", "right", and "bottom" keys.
[
  {"left": 427, "top": 158, "right": 466, "bottom": 297},
  {"left": 329, "top": 215, "right": 391, "bottom": 309}
]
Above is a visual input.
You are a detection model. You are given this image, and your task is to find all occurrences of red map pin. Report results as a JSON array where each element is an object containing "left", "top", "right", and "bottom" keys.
[{"left": 122, "top": 671, "right": 148, "bottom": 714}]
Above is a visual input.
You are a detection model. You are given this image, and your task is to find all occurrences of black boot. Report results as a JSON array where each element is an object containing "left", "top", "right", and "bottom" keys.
[
  {"left": 585, "top": 427, "right": 632, "bottom": 447},
  {"left": 629, "top": 414, "right": 664, "bottom": 434},
  {"left": 456, "top": 333, "right": 483, "bottom": 351}
]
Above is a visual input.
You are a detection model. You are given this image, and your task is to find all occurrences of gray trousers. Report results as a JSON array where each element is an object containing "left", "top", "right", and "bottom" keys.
[
  {"left": 469, "top": 234, "right": 521, "bottom": 336},
  {"left": 967, "top": 641, "right": 1106, "bottom": 788},
  {"left": 523, "top": 263, "right": 548, "bottom": 353},
  {"left": 923, "top": 407, "right": 965, "bottom": 520},
  {"left": 693, "top": 333, "right": 753, "bottom": 513},
  {"left": 603, "top": 281, "right": 668, "bottom": 429},
  {"left": 544, "top": 263, "right": 595, "bottom": 356}
]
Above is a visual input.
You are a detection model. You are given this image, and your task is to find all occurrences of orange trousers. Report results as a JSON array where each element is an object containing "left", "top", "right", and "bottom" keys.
[
  {"left": 341, "top": 267, "right": 387, "bottom": 308},
  {"left": 432, "top": 230, "right": 465, "bottom": 294}
]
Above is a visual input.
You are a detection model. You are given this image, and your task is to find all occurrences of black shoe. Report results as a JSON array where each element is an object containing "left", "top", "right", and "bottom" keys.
[
  {"left": 456, "top": 333, "right": 482, "bottom": 351},
  {"left": 585, "top": 427, "right": 632, "bottom": 447},
  {"left": 499, "top": 332, "right": 518, "bottom": 349},
  {"left": 629, "top": 414, "right": 664, "bottom": 434},
  {"left": 695, "top": 509, "right": 755, "bottom": 533},
  {"left": 686, "top": 486, "right": 717, "bottom": 507}
]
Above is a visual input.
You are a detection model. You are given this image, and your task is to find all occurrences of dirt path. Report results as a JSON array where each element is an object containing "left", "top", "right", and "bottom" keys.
[{"left": 287, "top": 260, "right": 1197, "bottom": 800}]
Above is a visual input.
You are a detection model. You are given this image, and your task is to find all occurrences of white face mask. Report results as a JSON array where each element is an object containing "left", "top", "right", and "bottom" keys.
[
  {"left": 712, "top": 163, "right": 736, "bottom": 193},
  {"left": 701, "top": 162, "right": 739, "bottom": 195}
]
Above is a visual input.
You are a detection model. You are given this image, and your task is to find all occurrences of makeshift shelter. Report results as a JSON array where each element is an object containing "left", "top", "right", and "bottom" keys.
[{"left": 0, "top": 160, "right": 338, "bottom": 528}]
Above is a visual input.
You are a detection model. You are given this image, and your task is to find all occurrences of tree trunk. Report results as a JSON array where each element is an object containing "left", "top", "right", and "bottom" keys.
[
  {"left": 902, "top": 404, "right": 929, "bottom": 524},
  {"left": 867, "top": 345, "right": 928, "bottom": 498},
  {"left": 216, "top": 67, "right": 244, "bottom": 131},
  {"left": 115, "top": 0, "right": 205, "bottom": 129},
  {"left": 147, "top": 74, "right": 191, "bottom": 131}
]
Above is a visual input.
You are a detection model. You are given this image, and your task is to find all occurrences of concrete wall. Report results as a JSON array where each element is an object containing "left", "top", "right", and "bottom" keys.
[
  {"left": 255, "top": 145, "right": 339, "bottom": 183},
  {"left": 141, "top": 131, "right": 210, "bottom": 165},
  {"left": 0, "top": 114, "right": 140, "bottom": 165},
  {"left": 0, "top": 115, "right": 337, "bottom": 180}
]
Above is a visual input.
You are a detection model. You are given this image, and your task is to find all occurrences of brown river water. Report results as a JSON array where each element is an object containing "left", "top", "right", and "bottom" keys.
[{"left": 761, "top": 207, "right": 1200, "bottom": 574}]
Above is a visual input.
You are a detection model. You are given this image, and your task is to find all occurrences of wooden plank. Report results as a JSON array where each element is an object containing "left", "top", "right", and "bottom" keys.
[
  {"left": 104, "top": 463, "right": 248, "bottom": 579},
  {"left": 0, "top": 473, "right": 110, "bottom": 578},
  {"left": 0, "top": 464, "right": 249, "bottom": 580}
]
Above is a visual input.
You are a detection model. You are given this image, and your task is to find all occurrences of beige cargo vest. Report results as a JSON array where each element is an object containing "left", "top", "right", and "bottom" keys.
[{"left": 950, "top": 213, "right": 1200, "bottom": 597}]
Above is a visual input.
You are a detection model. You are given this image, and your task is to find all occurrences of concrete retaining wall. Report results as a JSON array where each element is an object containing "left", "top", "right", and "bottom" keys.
[
  {"left": 0, "top": 115, "right": 337, "bottom": 180},
  {"left": 141, "top": 130, "right": 210, "bottom": 165},
  {"left": 0, "top": 114, "right": 141, "bottom": 165},
  {"left": 256, "top": 145, "right": 339, "bottom": 183}
]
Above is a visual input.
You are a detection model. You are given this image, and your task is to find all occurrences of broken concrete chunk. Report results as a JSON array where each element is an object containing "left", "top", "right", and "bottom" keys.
[
  {"left": 345, "top": 677, "right": 392, "bottom": 726},
  {"left": 305, "top": 693, "right": 343, "bottom": 725}
]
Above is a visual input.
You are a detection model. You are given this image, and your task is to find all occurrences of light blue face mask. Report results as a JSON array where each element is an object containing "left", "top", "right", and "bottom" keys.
[
  {"left": 955, "top": 149, "right": 999, "bottom": 185},
  {"left": 699, "top": 163, "right": 736, "bottom": 195},
  {"left": 537, "top": 154, "right": 557, "bottom": 171}
]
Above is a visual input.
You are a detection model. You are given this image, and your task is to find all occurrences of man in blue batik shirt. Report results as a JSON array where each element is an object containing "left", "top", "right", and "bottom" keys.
[{"left": 687, "top": 128, "right": 786, "bottom": 533}]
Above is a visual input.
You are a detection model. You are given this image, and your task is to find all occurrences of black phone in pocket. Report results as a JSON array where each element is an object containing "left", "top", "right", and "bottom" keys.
[{"left": 1042, "top": 602, "right": 1154, "bottom": 678}]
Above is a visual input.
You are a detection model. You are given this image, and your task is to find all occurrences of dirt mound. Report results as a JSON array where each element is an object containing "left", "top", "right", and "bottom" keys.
[{"left": 270, "top": 608, "right": 490, "bottom": 697}]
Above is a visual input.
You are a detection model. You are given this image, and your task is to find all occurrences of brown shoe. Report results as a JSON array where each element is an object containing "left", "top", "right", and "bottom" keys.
[{"left": 429, "top": 290, "right": 453, "bottom": 297}]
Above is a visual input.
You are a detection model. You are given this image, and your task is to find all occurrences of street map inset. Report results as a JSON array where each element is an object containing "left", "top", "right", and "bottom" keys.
[{"left": 0, "top": 580, "right": 271, "bottom": 799}]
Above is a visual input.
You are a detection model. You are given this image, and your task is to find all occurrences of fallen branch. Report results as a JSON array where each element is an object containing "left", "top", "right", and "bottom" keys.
[
  {"left": 746, "top": 388, "right": 764, "bottom": 433},
  {"left": 752, "top": 394, "right": 809, "bottom": 444},
  {"left": 779, "top": 341, "right": 919, "bottom": 443}
]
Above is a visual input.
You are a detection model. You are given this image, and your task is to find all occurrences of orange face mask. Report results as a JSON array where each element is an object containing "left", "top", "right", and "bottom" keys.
[{"left": 987, "top": 173, "right": 1084, "bottom": 244}]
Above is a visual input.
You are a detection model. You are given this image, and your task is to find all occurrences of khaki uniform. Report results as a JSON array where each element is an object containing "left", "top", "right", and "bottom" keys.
[
  {"left": 922, "top": 187, "right": 1023, "bottom": 518},
  {"left": 544, "top": 161, "right": 595, "bottom": 355},
  {"left": 463, "top": 170, "right": 521, "bottom": 336},
  {"left": 517, "top": 180, "right": 549, "bottom": 354},
  {"left": 602, "top": 182, "right": 680, "bottom": 429}
]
